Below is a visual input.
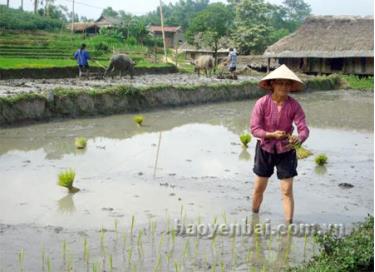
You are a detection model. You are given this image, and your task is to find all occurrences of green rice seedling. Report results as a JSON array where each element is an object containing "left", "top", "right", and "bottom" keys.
[
  {"left": 62, "top": 240, "right": 67, "bottom": 263},
  {"left": 114, "top": 219, "right": 119, "bottom": 242},
  {"left": 288, "top": 136, "right": 312, "bottom": 159},
  {"left": 57, "top": 169, "right": 79, "bottom": 193},
  {"left": 133, "top": 115, "right": 144, "bottom": 126},
  {"left": 296, "top": 145, "right": 313, "bottom": 159},
  {"left": 109, "top": 255, "right": 113, "bottom": 272},
  {"left": 220, "top": 260, "right": 225, "bottom": 272},
  {"left": 153, "top": 254, "right": 162, "bottom": 272},
  {"left": 174, "top": 260, "right": 181, "bottom": 272},
  {"left": 315, "top": 153, "right": 328, "bottom": 166},
  {"left": 183, "top": 239, "right": 191, "bottom": 258},
  {"left": 41, "top": 245, "right": 45, "bottom": 271},
  {"left": 47, "top": 256, "right": 52, "bottom": 272},
  {"left": 127, "top": 248, "right": 133, "bottom": 265},
  {"left": 83, "top": 238, "right": 90, "bottom": 264},
  {"left": 74, "top": 137, "right": 87, "bottom": 149},
  {"left": 240, "top": 133, "right": 252, "bottom": 148},
  {"left": 130, "top": 215, "right": 135, "bottom": 239},
  {"left": 137, "top": 230, "right": 144, "bottom": 256},
  {"left": 122, "top": 230, "right": 127, "bottom": 251},
  {"left": 18, "top": 248, "right": 24, "bottom": 272},
  {"left": 100, "top": 227, "right": 107, "bottom": 256}
]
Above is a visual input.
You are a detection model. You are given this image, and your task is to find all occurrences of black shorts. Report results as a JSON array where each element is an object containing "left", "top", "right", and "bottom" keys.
[
  {"left": 229, "top": 66, "right": 236, "bottom": 72},
  {"left": 253, "top": 141, "right": 298, "bottom": 179},
  {"left": 79, "top": 64, "right": 89, "bottom": 69}
]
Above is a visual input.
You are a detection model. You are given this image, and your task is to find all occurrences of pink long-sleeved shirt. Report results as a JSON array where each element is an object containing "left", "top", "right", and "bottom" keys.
[{"left": 250, "top": 93, "right": 309, "bottom": 154}]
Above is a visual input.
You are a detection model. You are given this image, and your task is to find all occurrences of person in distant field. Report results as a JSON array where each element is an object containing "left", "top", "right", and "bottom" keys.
[
  {"left": 74, "top": 43, "right": 90, "bottom": 77},
  {"left": 227, "top": 48, "right": 237, "bottom": 79}
]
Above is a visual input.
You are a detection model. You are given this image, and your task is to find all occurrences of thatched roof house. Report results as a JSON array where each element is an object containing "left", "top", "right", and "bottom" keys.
[
  {"left": 69, "top": 22, "right": 99, "bottom": 34},
  {"left": 264, "top": 16, "right": 374, "bottom": 75},
  {"left": 95, "top": 16, "right": 122, "bottom": 28}
]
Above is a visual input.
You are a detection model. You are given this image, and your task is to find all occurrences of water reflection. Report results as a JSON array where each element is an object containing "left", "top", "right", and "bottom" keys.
[
  {"left": 314, "top": 165, "right": 327, "bottom": 175},
  {"left": 239, "top": 148, "right": 251, "bottom": 161},
  {"left": 57, "top": 193, "right": 76, "bottom": 214}
]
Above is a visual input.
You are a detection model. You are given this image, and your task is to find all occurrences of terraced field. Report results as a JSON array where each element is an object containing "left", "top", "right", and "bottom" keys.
[{"left": 0, "top": 31, "right": 167, "bottom": 69}]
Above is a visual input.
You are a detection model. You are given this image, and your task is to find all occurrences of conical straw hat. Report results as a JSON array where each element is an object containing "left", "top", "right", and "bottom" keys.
[{"left": 258, "top": 64, "right": 304, "bottom": 92}]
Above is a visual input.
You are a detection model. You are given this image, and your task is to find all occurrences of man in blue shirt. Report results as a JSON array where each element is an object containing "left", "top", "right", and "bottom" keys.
[{"left": 74, "top": 43, "right": 90, "bottom": 77}]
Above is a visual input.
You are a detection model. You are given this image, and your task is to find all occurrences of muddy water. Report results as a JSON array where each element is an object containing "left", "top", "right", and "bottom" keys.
[{"left": 0, "top": 90, "right": 373, "bottom": 271}]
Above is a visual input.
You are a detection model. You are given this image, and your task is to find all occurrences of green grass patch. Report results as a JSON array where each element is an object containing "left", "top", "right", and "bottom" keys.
[
  {"left": 342, "top": 75, "right": 374, "bottom": 91},
  {"left": 290, "top": 215, "right": 374, "bottom": 272}
]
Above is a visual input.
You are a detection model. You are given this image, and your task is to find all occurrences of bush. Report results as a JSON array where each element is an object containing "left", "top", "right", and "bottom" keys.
[
  {"left": 0, "top": 6, "right": 63, "bottom": 30},
  {"left": 94, "top": 42, "right": 109, "bottom": 52},
  {"left": 125, "top": 36, "right": 137, "bottom": 46},
  {"left": 343, "top": 75, "right": 374, "bottom": 91},
  {"left": 290, "top": 215, "right": 374, "bottom": 272}
]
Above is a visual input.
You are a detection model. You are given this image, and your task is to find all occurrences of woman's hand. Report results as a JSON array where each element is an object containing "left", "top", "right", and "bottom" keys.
[
  {"left": 288, "top": 135, "right": 301, "bottom": 149},
  {"left": 288, "top": 135, "right": 300, "bottom": 145},
  {"left": 266, "top": 130, "right": 287, "bottom": 140}
]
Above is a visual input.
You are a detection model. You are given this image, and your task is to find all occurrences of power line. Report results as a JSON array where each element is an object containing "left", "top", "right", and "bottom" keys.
[{"left": 58, "top": 0, "right": 105, "bottom": 10}]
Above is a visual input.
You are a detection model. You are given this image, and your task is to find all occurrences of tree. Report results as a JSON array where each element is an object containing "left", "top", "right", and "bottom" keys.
[
  {"left": 142, "top": 0, "right": 209, "bottom": 30},
  {"left": 283, "top": 0, "right": 311, "bottom": 23},
  {"left": 186, "top": 3, "right": 233, "bottom": 64},
  {"left": 232, "top": 0, "right": 274, "bottom": 54},
  {"left": 101, "top": 7, "right": 119, "bottom": 18}
]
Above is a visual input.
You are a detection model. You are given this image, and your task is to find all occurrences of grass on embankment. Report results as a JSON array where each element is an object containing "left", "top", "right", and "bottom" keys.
[
  {"left": 342, "top": 75, "right": 374, "bottom": 91},
  {"left": 290, "top": 215, "right": 374, "bottom": 272},
  {"left": 0, "top": 57, "right": 175, "bottom": 69}
]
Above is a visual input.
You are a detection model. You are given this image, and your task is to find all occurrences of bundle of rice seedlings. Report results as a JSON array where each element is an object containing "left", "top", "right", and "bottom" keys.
[
  {"left": 240, "top": 133, "right": 252, "bottom": 148},
  {"left": 75, "top": 137, "right": 87, "bottom": 149},
  {"left": 289, "top": 135, "right": 312, "bottom": 160},
  {"left": 315, "top": 154, "right": 328, "bottom": 166},
  {"left": 133, "top": 115, "right": 144, "bottom": 126},
  {"left": 57, "top": 169, "right": 79, "bottom": 193},
  {"left": 296, "top": 146, "right": 313, "bottom": 160}
]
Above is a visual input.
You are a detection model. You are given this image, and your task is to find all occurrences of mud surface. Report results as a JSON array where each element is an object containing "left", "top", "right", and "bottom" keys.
[
  {"left": 0, "top": 90, "right": 373, "bottom": 271},
  {"left": 0, "top": 73, "right": 258, "bottom": 96}
]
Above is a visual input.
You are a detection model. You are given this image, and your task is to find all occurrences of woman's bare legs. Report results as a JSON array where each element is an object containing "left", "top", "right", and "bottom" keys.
[
  {"left": 280, "top": 178, "right": 294, "bottom": 223},
  {"left": 252, "top": 175, "right": 269, "bottom": 213}
]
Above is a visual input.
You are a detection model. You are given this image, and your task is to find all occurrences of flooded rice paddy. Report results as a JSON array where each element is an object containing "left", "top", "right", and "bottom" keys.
[{"left": 0, "top": 89, "right": 373, "bottom": 271}]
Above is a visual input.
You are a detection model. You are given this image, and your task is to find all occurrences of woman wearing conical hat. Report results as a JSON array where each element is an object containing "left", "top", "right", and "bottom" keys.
[{"left": 250, "top": 64, "right": 310, "bottom": 224}]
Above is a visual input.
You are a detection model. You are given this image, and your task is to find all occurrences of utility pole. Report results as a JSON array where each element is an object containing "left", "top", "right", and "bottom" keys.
[
  {"left": 6, "top": 0, "right": 9, "bottom": 8},
  {"left": 159, "top": 0, "right": 167, "bottom": 63},
  {"left": 20, "top": 0, "right": 24, "bottom": 10},
  {"left": 71, "top": 0, "right": 75, "bottom": 33},
  {"left": 34, "top": 0, "right": 38, "bottom": 14}
]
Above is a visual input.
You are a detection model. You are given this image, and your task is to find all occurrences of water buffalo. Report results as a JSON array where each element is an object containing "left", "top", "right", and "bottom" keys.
[
  {"left": 104, "top": 54, "right": 135, "bottom": 79},
  {"left": 191, "top": 55, "right": 215, "bottom": 77}
]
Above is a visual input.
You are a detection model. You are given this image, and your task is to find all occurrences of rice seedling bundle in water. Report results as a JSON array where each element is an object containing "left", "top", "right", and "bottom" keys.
[
  {"left": 315, "top": 154, "right": 328, "bottom": 166},
  {"left": 57, "top": 169, "right": 79, "bottom": 193},
  {"left": 75, "top": 137, "right": 87, "bottom": 149},
  {"left": 240, "top": 133, "right": 252, "bottom": 148},
  {"left": 133, "top": 115, "right": 144, "bottom": 126}
]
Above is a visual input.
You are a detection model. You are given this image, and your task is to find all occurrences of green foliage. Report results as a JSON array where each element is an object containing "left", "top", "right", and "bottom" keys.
[
  {"left": 186, "top": 2, "right": 233, "bottom": 51},
  {"left": 240, "top": 133, "right": 252, "bottom": 147},
  {"left": 343, "top": 75, "right": 374, "bottom": 91},
  {"left": 74, "top": 137, "right": 87, "bottom": 149},
  {"left": 94, "top": 42, "right": 109, "bottom": 53},
  {"left": 133, "top": 115, "right": 144, "bottom": 126},
  {"left": 232, "top": 0, "right": 274, "bottom": 54},
  {"left": 315, "top": 154, "right": 328, "bottom": 166},
  {"left": 291, "top": 215, "right": 374, "bottom": 272},
  {"left": 0, "top": 6, "right": 63, "bottom": 30},
  {"left": 142, "top": 0, "right": 210, "bottom": 30},
  {"left": 58, "top": 169, "right": 79, "bottom": 193}
]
